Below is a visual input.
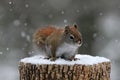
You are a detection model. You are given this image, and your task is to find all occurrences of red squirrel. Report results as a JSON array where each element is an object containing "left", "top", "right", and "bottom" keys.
[{"left": 33, "top": 24, "right": 82, "bottom": 61}]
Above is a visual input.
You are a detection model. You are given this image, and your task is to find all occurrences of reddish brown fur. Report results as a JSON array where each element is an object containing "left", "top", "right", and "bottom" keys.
[
  {"left": 33, "top": 25, "right": 63, "bottom": 47},
  {"left": 70, "top": 26, "right": 82, "bottom": 43}
]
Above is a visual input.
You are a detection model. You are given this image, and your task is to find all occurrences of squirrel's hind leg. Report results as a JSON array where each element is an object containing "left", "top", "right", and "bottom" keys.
[
  {"left": 61, "top": 54, "right": 79, "bottom": 61},
  {"left": 50, "top": 47, "right": 57, "bottom": 61},
  {"left": 44, "top": 56, "right": 51, "bottom": 60}
]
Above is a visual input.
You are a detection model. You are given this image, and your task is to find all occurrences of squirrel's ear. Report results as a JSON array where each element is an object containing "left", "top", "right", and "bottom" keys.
[
  {"left": 74, "top": 24, "right": 78, "bottom": 29},
  {"left": 65, "top": 25, "right": 70, "bottom": 33}
]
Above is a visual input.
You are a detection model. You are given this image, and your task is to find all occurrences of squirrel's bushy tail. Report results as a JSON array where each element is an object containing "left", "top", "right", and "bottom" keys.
[{"left": 33, "top": 26, "right": 56, "bottom": 48}]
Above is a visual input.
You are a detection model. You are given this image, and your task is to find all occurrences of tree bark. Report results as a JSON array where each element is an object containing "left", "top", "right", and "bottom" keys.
[{"left": 19, "top": 59, "right": 111, "bottom": 80}]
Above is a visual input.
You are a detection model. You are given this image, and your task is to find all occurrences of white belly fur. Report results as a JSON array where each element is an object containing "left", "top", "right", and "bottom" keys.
[{"left": 56, "top": 42, "right": 78, "bottom": 57}]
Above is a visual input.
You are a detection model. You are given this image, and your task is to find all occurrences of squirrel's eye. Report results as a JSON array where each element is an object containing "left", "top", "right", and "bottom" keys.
[{"left": 70, "top": 35, "right": 74, "bottom": 40}]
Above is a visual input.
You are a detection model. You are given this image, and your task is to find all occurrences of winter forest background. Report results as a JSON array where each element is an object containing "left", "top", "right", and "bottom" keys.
[{"left": 0, "top": 0, "right": 120, "bottom": 80}]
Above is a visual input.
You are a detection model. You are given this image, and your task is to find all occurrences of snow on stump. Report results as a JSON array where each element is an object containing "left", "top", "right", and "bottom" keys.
[{"left": 19, "top": 54, "right": 111, "bottom": 80}]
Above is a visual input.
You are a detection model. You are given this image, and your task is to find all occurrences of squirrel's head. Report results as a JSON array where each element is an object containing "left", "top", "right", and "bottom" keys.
[{"left": 64, "top": 24, "right": 82, "bottom": 47}]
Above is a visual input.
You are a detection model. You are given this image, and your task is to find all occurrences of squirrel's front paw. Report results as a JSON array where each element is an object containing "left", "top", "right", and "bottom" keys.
[
  {"left": 73, "top": 58, "right": 80, "bottom": 61},
  {"left": 69, "top": 58, "right": 80, "bottom": 61},
  {"left": 44, "top": 56, "right": 50, "bottom": 60},
  {"left": 50, "top": 57, "right": 56, "bottom": 61}
]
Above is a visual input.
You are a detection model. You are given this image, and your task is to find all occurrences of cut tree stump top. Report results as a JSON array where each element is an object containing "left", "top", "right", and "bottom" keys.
[
  {"left": 20, "top": 54, "right": 110, "bottom": 65},
  {"left": 19, "top": 54, "right": 111, "bottom": 80}
]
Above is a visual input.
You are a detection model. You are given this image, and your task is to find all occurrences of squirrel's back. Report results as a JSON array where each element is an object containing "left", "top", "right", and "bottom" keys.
[{"left": 33, "top": 25, "right": 63, "bottom": 47}]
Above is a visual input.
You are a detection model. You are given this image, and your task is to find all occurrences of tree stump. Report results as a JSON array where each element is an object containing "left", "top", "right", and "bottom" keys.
[{"left": 19, "top": 54, "right": 111, "bottom": 80}]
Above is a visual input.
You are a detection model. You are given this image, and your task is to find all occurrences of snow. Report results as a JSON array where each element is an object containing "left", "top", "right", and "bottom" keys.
[
  {"left": 20, "top": 54, "right": 110, "bottom": 65},
  {"left": 21, "top": 31, "right": 26, "bottom": 37},
  {"left": 8, "top": 1, "right": 12, "bottom": 5},
  {"left": 61, "top": 11, "right": 65, "bottom": 14},
  {"left": 24, "top": 23, "right": 28, "bottom": 26},
  {"left": 20, "top": 32, "right": 30, "bottom": 41},
  {"left": 76, "top": 9, "right": 80, "bottom": 13},
  {"left": 0, "top": 52, "right": 3, "bottom": 55},
  {"left": 13, "top": 20, "right": 20, "bottom": 26},
  {"left": 64, "top": 19, "right": 67, "bottom": 23},
  {"left": 6, "top": 48, "right": 9, "bottom": 51},
  {"left": 115, "top": 39, "right": 119, "bottom": 43},
  {"left": 25, "top": 4, "right": 29, "bottom": 8},
  {"left": 28, "top": 51, "right": 34, "bottom": 55},
  {"left": 93, "top": 33, "right": 97, "bottom": 38},
  {"left": 99, "top": 12, "right": 103, "bottom": 16},
  {"left": 26, "top": 35, "right": 30, "bottom": 41}
]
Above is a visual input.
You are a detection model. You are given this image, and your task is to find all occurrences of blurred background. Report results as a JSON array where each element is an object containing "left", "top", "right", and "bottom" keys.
[{"left": 0, "top": 0, "right": 120, "bottom": 80}]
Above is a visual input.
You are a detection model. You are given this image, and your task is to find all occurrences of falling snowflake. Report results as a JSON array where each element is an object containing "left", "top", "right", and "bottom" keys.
[
  {"left": 21, "top": 32, "right": 26, "bottom": 38},
  {"left": 25, "top": 4, "right": 29, "bottom": 8},
  {"left": 115, "top": 40, "right": 119, "bottom": 43},
  {"left": 24, "top": 23, "right": 28, "bottom": 26},
  {"left": 6, "top": 48, "right": 9, "bottom": 51},
  {"left": 28, "top": 51, "right": 34, "bottom": 55},
  {"left": 9, "top": 1, "right": 12, "bottom": 5},
  {"left": 99, "top": 12, "right": 103, "bottom": 16},
  {"left": 26, "top": 35, "right": 30, "bottom": 42},
  {"left": 0, "top": 52, "right": 3, "bottom": 55},
  {"left": 93, "top": 33, "right": 97, "bottom": 38},
  {"left": 13, "top": 20, "right": 20, "bottom": 26},
  {"left": 64, "top": 19, "right": 67, "bottom": 23},
  {"left": 61, "top": 11, "right": 65, "bottom": 14},
  {"left": 76, "top": 9, "right": 80, "bottom": 13}
]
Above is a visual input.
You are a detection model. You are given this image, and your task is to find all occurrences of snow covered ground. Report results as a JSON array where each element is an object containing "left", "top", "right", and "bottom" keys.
[{"left": 20, "top": 54, "right": 110, "bottom": 65}]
